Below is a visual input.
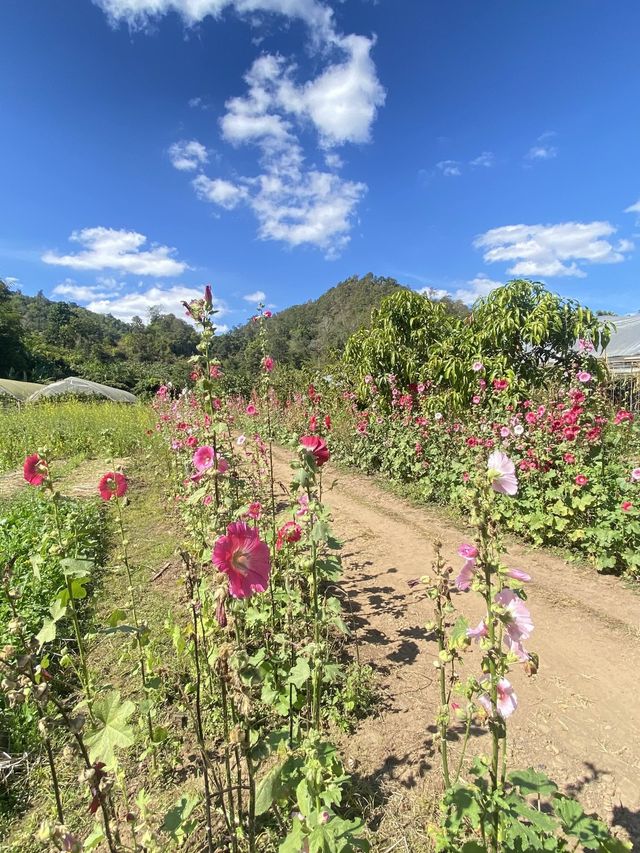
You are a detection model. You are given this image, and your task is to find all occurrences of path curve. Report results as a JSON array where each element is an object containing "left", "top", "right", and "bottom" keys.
[{"left": 272, "top": 447, "right": 640, "bottom": 845}]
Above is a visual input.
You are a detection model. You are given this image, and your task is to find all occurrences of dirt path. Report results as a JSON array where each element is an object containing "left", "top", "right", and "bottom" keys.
[{"left": 272, "top": 447, "right": 640, "bottom": 845}]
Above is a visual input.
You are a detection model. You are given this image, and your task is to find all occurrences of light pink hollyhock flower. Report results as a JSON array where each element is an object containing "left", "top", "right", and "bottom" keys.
[
  {"left": 496, "top": 588, "right": 533, "bottom": 660},
  {"left": 506, "top": 567, "right": 532, "bottom": 583},
  {"left": 23, "top": 453, "right": 49, "bottom": 486},
  {"left": 513, "top": 424, "right": 524, "bottom": 436},
  {"left": 472, "top": 395, "right": 481, "bottom": 405},
  {"left": 296, "top": 494, "right": 309, "bottom": 517},
  {"left": 487, "top": 451, "right": 518, "bottom": 496},
  {"left": 212, "top": 521, "right": 270, "bottom": 599},
  {"left": 478, "top": 677, "right": 518, "bottom": 719},
  {"left": 455, "top": 559, "right": 477, "bottom": 592},
  {"left": 631, "top": 468, "right": 640, "bottom": 482},
  {"left": 458, "top": 543, "right": 478, "bottom": 560},
  {"left": 577, "top": 370, "right": 592, "bottom": 383},
  {"left": 472, "top": 361, "right": 484, "bottom": 372},
  {"left": 246, "top": 404, "right": 258, "bottom": 416},
  {"left": 98, "top": 472, "right": 128, "bottom": 501},
  {"left": 236, "top": 435, "right": 246, "bottom": 446},
  {"left": 466, "top": 619, "right": 488, "bottom": 641},
  {"left": 500, "top": 426, "right": 510, "bottom": 438}
]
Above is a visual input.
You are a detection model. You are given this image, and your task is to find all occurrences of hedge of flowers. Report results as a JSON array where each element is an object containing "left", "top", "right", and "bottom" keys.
[{"left": 266, "top": 362, "right": 640, "bottom": 577}]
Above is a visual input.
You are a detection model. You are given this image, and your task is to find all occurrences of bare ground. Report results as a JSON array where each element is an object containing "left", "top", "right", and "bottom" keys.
[{"left": 272, "top": 447, "right": 640, "bottom": 847}]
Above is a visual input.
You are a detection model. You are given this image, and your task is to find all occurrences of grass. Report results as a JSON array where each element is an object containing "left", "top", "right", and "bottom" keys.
[{"left": 0, "top": 401, "right": 155, "bottom": 473}]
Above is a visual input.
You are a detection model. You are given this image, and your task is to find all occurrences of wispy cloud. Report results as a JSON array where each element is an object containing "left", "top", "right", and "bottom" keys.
[
  {"left": 435, "top": 159, "right": 461, "bottom": 177},
  {"left": 525, "top": 131, "right": 558, "bottom": 162},
  {"left": 42, "top": 227, "right": 189, "bottom": 276},
  {"left": 84, "top": 283, "right": 227, "bottom": 324},
  {"left": 470, "top": 151, "right": 494, "bottom": 168},
  {"left": 474, "top": 221, "right": 633, "bottom": 278},
  {"left": 168, "top": 139, "right": 208, "bottom": 171},
  {"left": 625, "top": 198, "right": 640, "bottom": 225}
]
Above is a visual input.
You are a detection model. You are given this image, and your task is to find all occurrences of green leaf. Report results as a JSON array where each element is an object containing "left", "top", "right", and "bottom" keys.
[
  {"left": 509, "top": 768, "right": 558, "bottom": 796},
  {"left": 288, "top": 657, "right": 311, "bottom": 689},
  {"left": 255, "top": 762, "right": 284, "bottom": 816},
  {"left": 85, "top": 690, "right": 136, "bottom": 769},
  {"left": 60, "top": 557, "right": 94, "bottom": 578},
  {"left": 36, "top": 618, "right": 57, "bottom": 648}
]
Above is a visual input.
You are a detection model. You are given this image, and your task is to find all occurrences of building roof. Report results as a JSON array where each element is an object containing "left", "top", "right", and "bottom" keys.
[{"left": 27, "top": 377, "right": 137, "bottom": 403}]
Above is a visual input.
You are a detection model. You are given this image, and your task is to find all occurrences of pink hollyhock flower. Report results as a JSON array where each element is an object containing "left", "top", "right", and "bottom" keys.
[
  {"left": 246, "top": 501, "right": 262, "bottom": 520},
  {"left": 631, "top": 468, "right": 640, "bottom": 482},
  {"left": 324, "top": 414, "right": 332, "bottom": 431},
  {"left": 212, "top": 521, "right": 270, "bottom": 599},
  {"left": 500, "top": 426, "right": 510, "bottom": 438},
  {"left": 186, "top": 435, "right": 198, "bottom": 448},
  {"left": 575, "top": 474, "right": 588, "bottom": 487},
  {"left": 203, "top": 494, "right": 213, "bottom": 506},
  {"left": 622, "top": 501, "right": 633, "bottom": 512},
  {"left": 525, "top": 412, "right": 537, "bottom": 425},
  {"left": 563, "top": 452, "right": 576, "bottom": 464},
  {"left": 507, "top": 567, "right": 531, "bottom": 583},
  {"left": 458, "top": 543, "right": 478, "bottom": 559},
  {"left": 193, "top": 446, "right": 228, "bottom": 474},
  {"left": 210, "top": 364, "right": 222, "bottom": 379},
  {"left": 493, "top": 378, "right": 509, "bottom": 391},
  {"left": 276, "top": 521, "right": 302, "bottom": 550},
  {"left": 472, "top": 361, "right": 484, "bottom": 372},
  {"left": 487, "top": 451, "right": 518, "bottom": 496},
  {"left": 577, "top": 371, "right": 592, "bottom": 383},
  {"left": 236, "top": 435, "right": 246, "bottom": 446},
  {"left": 296, "top": 494, "right": 309, "bottom": 517},
  {"left": 23, "top": 453, "right": 49, "bottom": 486},
  {"left": 466, "top": 620, "right": 488, "bottom": 641},
  {"left": 478, "top": 677, "right": 518, "bottom": 719},
  {"left": 262, "top": 356, "right": 274, "bottom": 373},
  {"left": 309, "top": 415, "right": 319, "bottom": 433},
  {"left": 472, "top": 395, "right": 481, "bottom": 405},
  {"left": 246, "top": 404, "right": 258, "bottom": 416},
  {"left": 496, "top": 588, "right": 533, "bottom": 660},
  {"left": 615, "top": 409, "right": 633, "bottom": 425},
  {"left": 263, "top": 309, "right": 272, "bottom": 318},
  {"left": 98, "top": 472, "right": 128, "bottom": 501},
  {"left": 455, "top": 559, "right": 477, "bottom": 592},
  {"left": 462, "top": 472, "right": 470, "bottom": 483},
  {"left": 300, "top": 435, "right": 330, "bottom": 466},
  {"left": 356, "top": 421, "right": 367, "bottom": 434}
]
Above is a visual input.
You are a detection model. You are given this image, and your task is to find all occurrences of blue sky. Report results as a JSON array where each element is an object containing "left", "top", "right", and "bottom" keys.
[{"left": 1, "top": 0, "right": 639, "bottom": 330}]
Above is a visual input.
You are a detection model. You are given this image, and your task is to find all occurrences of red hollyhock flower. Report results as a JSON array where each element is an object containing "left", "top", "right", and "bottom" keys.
[
  {"left": 300, "top": 435, "right": 330, "bottom": 466},
  {"left": 574, "top": 474, "right": 588, "bottom": 487},
  {"left": 621, "top": 501, "right": 633, "bottom": 512},
  {"left": 23, "top": 453, "right": 48, "bottom": 486},
  {"left": 276, "top": 521, "right": 302, "bottom": 550},
  {"left": 98, "top": 472, "right": 128, "bottom": 501}
]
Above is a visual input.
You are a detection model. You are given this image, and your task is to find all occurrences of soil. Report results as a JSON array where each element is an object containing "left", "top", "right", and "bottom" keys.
[{"left": 271, "top": 447, "right": 640, "bottom": 847}]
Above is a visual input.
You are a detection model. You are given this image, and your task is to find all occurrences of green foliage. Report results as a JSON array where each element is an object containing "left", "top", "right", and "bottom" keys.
[{"left": 0, "top": 400, "right": 155, "bottom": 472}]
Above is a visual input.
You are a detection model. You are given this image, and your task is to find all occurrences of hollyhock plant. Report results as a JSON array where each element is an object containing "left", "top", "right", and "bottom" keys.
[
  {"left": 212, "top": 521, "right": 270, "bottom": 599},
  {"left": 23, "top": 453, "right": 49, "bottom": 486},
  {"left": 575, "top": 474, "right": 589, "bottom": 487},
  {"left": 98, "top": 472, "right": 128, "bottom": 501},
  {"left": 487, "top": 451, "right": 518, "bottom": 496},
  {"left": 495, "top": 588, "right": 534, "bottom": 660},
  {"left": 506, "top": 567, "right": 531, "bottom": 583},
  {"left": 478, "top": 677, "right": 518, "bottom": 719},
  {"left": 577, "top": 370, "right": 592, "bottom": 383},
  {"left": 262, "top": 355, "right": 274, "bottom": 373},
  {"left": 467, "top": 619, "right": 488, "bottom": 641},
  {"left": 300, "top": 435, "right": 330, "bottom": 467},
  {"left": 246, "top": 404, "right": 258, "bottom": 416}
]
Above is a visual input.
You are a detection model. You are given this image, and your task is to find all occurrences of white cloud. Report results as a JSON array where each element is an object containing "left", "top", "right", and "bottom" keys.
[
  {"left": 192, "top": 175, "right": 248, "bottom": 208},
  {"left": 470, "top": 151, "right": 494, "bottom": 168},
  {"left": 243, "top": 290, "right": 266, "bottom": 303},
  {"left": 53, "top": 280, "right": 110, "bottom": 302},
  {"left": 169, "top": 139, "right": 208, "bottom": 171},
  {"left": 42, "top": 227, "right": 188, "bottom": 276},
  {"left": 625, "top": 198, "right": 640, "bottom": 225},
  {"left": 526, "top": 132, "right": 558, "bottom": 162},
  {"left": 2, "top": 275, "right": 20, "bottom": 287},
  {"left": 474, "top": 221, "right": 633, "bottom": 278},
  {"left": 417, "top": 286, "right": 448, "bottom": 300},
  {"left": 85, "top": 284, "right": 227, "bottom": 324},
  {"left": 436, "top": 160, "right": 461, "bottom": 177},
  {"left": 324, "top": 152, "right": 343, "bottom": 169},
  {"left": 453, "top": 276, "right": 503, "bottom": 305},
  {"left": 94, "top": 0, "right": 335, "bottom": 38}
]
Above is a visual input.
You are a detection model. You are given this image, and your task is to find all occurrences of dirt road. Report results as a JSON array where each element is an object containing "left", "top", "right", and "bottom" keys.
[{"left": 272, "top": 447, "right": 640, "bottom": 845}]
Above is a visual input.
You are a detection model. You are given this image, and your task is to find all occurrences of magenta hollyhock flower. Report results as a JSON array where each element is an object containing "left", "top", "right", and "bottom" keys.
[
  {"left": 458, "top": 544, "right": 478, "bottom": 560},
  {"left": 193, "top": 446, "right": 229, "bottom": 474},
  {"left": 575, "top": 474, "right": 588, "bottom": 487},
  {"left": 263, "top": 309, "right": 272, "bottom": 318},
  {"left": 204, "top": 284, "right": 213, "bottom": 306},
  {"left": 577, "top": 370, "right": 592, "bottom": 383},
  {"left": 487, "top": 451, "right": 518, "bottom": 496},
  {"left": 622, "top": 501, "right": 633, "bottom": 512},
  {"left": 496, "top": 588, "right": 533, "bottom": 660},
  {"left": 455, "top": 559, "right": 477, "bottom": 592},
  {"left": 98, "top": 472, "right": 128, "bottom": 501},
  {"left": 466, "top": 619, "right": 488, "bottom": 641},
  {"left": 300, "top": 435, "right": 330, "bottom": 466},
  {"left": 246, "top": 404, "right": 258, "bottom": 416},
  {"left": 493, "top": 378, "right": 509, "bottom": 391},
  {"left": 23, "top": 453, "right": 49, "bottom": 486},
  {"left": 247, "top": 501, "right": 262, "bottom": 520},
  {"left": 262, "top": 356, "right": 274, "bottom": 373},
  {"left": 212, "top": 521, "right": 270, "bottom": 599},
  {"left": 478, "top": 677, "right": 518, "bottom": 719},
  {"left": 276, "top": 521, "right": 302, "bottom": 550}
]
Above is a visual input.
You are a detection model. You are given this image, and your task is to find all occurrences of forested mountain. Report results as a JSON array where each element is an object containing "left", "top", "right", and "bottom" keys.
[{"left": 0, "top": 274, "right": 469, "bottom": 394}]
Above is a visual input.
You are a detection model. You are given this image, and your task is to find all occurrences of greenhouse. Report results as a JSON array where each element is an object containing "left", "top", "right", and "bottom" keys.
[
  {"left": 600, "top": 313, "right": 640, "bottom": 375},
  {"left": 26, "top": 377, "right": 137, "bottom": 403},
  {"left": 0, "top": 378, "right": 46, "bottom": 404}
]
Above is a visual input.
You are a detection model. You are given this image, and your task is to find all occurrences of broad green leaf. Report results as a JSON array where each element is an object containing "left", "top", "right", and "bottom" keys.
[
  {"left": 85, "top": 690, "right": 136, "bottom": 769},
  {"left": 509, "top": 768, "right": 558, "bottom": 795},
  {"left": 61, "top": 557, "right": 94, "bottom": 578},
  {"left": 255, "top": 761, "right": 284, "bottom": 816},
  {"left": 288, "top": 657, "right": 311, "bottom": 689},
  {"left": 36, "top": 618, "right": 57, "bottom": 648}
]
